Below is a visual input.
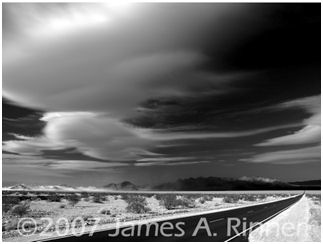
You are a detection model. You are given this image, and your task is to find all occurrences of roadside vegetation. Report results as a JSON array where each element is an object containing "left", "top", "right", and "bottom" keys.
[
  {"left": 124, "top": 195, "right": 151, "bottom": 214},
  {"left": 2, "top": 190, "right": 300, "bottom": 241},
  {"left": 156, "top": 194, "right": 196, "bottom": 209}
]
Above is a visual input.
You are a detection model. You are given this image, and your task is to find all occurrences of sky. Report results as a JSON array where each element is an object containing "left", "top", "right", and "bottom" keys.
[{"left": 2, "top": 3, "right": 321, "bottom": 186}]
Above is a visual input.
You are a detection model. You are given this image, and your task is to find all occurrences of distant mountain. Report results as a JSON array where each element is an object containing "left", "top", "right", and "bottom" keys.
[
  {"left": 104, "top": 181, "right": 138, "bottom": 191},
  {"left": 153, "top": 176, "right": 321, "bottom": 191},
  {"left": 3, "top": 178, "right": 320, "bottom": 192},
  {"left": 2, "top": 184, "right": 106, "bottom": 192},
  {"left": 7, "top": 184, "right": 32, "bottom": 190},
  {"left": 289, "top": 180, "right": 321, "bottom": 187},
  {"left": 3, "top": 182, "right": 140, "bottom": 192}
]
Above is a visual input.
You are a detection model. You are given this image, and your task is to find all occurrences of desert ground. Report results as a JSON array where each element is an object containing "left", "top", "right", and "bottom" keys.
[{"left": 2, "top": 190, "right": 320, "bottom": 242}]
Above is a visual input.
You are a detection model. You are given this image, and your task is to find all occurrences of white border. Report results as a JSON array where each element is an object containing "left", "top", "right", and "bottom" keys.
[{"left": 1, "top": 2, "right": 321, "bottom": 244}]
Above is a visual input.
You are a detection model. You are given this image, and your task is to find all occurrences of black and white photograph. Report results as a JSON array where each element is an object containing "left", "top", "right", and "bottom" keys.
[{"left": 2, "top": 1, "right": 321, "bottom": 242}]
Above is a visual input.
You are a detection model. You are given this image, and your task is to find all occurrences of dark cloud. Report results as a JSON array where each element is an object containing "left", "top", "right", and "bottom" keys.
[
  {"left": 204, "top": 3, "right": 320, "bottom": 72},
  {"left": 2, "top": 98, "right": 45, "bottom": 140},
  {"left": 40, "top": 148, "right": 109, "bottom": 162},
  {"left": 2, "top": 3, "right": 321, "bottom": 186},
  {"left": 3, "top": 97, "right": 43, "bottom": 119}
]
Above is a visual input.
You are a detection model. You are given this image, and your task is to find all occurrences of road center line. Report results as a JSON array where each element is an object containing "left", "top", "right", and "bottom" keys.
[{"left": 210, "top": 218, "right": 224, "bottom": 223}]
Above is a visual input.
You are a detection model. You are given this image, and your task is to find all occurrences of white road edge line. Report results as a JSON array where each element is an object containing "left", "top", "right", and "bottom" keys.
[
  {"left": 210, "top": 218, "right": 224, "bottom": 223},
  {"left": 224, "top": 195, "right": 303, "bottom": 242}
]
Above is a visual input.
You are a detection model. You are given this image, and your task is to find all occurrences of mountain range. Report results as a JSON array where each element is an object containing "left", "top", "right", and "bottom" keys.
[
  {"left": 3, "top": 177, "right": 320, "bottom": 191},
  {"left": 2, "top": 184, "right": 106, "bottom": 192},
  {"left": 103, "top": 181, "right": 139, "bottom": 191},
  {"left": 153, "top": 177, "right": 321, "bottom": 191}
]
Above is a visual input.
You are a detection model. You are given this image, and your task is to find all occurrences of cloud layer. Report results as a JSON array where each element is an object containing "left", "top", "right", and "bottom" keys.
[
  {"left": 2, "top": 3, "right": 320, "bottom": 185},
  {"left": 243, "top": 146, "right": 320, "bottom": 164},
  {"left": 3, "top": 3, "right": 245, "bottom": 116},
  {"left": 257, "top": 96, "right": 320, "bottom": 146},
  {"left": 4, "top": 112, "right": 155, "bottom": 161}
]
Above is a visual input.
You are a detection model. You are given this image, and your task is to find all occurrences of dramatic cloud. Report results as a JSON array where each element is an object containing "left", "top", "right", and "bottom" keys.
[
  {"left": 4, "top": 112, "right": 155, "bottom": 161},
  {"left": 3, "top": 153, "right": 127, "bottom": 170},
  {"left": 135, "top": 123, "right": 301, "bottom": 141},
  {"left": 4, "top": 110, "right": 303, "bottom": 164},
  {"left": 136, "top": 157, "right": 194, "bottom": 162},
  {"left": 3, "top": 3, "right": 231, "bottom": 116},
  {"left": 3, "top": 136, "right": 63, "bottom": 156},
  {"left": 2, "top": 3, "right": 320, "bottom": 185},
  {"left": 257, "top": 95, "right": 320, "bottom": 146},
  {"left": 5, "top": 3, "right": 292, "bottom": 117},
  {"left": 134, "top": 160, "right": 211, "bottom": 167},
  {"left": 242, "top": 146, "right": 320, "bottom": 164},
  {"left": 44, "top": 160, "right": 129, "bottom": 171}
]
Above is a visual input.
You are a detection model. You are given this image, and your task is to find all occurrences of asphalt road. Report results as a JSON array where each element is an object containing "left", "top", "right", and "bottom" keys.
[{"left": 42, "top": 194, "right": 303, "bottom": 242}]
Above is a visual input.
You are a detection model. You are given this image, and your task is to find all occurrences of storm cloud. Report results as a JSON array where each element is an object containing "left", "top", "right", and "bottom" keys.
[{"left": 2, "top": 3, "right": 320, "bottom": 186}]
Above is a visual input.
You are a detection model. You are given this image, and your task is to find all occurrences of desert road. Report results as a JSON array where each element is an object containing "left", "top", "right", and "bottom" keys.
[{"left": 42, "top": 194, "right": 303, "bottom": 242}]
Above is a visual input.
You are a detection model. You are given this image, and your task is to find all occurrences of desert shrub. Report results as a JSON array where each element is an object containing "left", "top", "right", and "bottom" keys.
[
  {"left": 204, "top": 195, "right": 214, "bottom": 201},
  {"left": 67, "top": 216, "right": 86, "bottom": 228},
  {"left": 82, "top": 193, "right": 93, "bottom": 202},
  {"left": 81, "top": 192, "right": 90, "bottom": 199},
  {"left": 11, "top": 201, "right": 30, "bottom": 217},
  {"left": 82, "top": 214, "right": 94, "bottom": 221},
  {"left": 99, "top": 208, "right": 111, "bottom": 215},
  {"left": 19, "top": 219, "right": 36, "bottom": 229},
  {"left": 93, "top": 194, "right": 104, "bottom": 203},
  {"left": 161, "top": 194, "right": 178, "bottom": 209},
  {"left": 47, "top": 194, "right": 61, "bottom": 202},
  {"left": 28, "top": 209, "right": 51, "bottom": 218},
  {"left": 241, "top": 195, "right": 257, "bottom": 202},
  {"left": 157, "top": 194, "right": 195, "bottom": 210},
  {"left": 126, "top": 201, "right": 150, "bottom": 214},
  {"left": 199, "top": 198, "right": 206, "bottom": 204},
  {"left": 4, "top": 218, "right": 19, "bottom": 231},
  {"left": 256, "top": 194, "right": 267, "bottom": 200},
  {"left": 81, "top": 193, "right": 90, "bottom": 202},
  {"left": 81, "top": 215, "right": 96, "bottom": 226},
  {"left": 125, "top": 195, "right": 150, "bottom": 214},
  {"left": 121, "top": 194, "right": 132, "bottom": 201},
  {"left": 123, "top": 195, "right": 144, "bottom": 203},
  {"left": 122, "top": 194, "right": 143, "bottom": 201},
  {"left": 177, "top": 197, "right": 195, "bottom": 208},
  {"left": 67, "top": 194, "right": 80, "bottom": 206},
  {"left": 158, "top": 194, "right": 177, "bottom": 210},
  {"left": 199, "top": 195, "right": 214, "bottom": 204},
  {"left": 2, "top": 196, "right": 20, "bottom": 213},
  {"left": 3, "top": 204, "right": 12, "bottom": 213},
  {"left": 3, "top": 196, "right": 20, "bottom": 205},
  {"left": 186, "top": 194, "right": 201, "bottom": 201},
  {"left": 59, "top": 204, "right": 66, "bottom": 208},
  {"left": 223, "top": 195, "right": 240, "bottom": 204}
]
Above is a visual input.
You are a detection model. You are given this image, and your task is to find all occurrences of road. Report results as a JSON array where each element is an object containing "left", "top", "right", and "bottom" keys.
[{"left": 42, "top": 194, "right": 303, "bottom": 242}]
